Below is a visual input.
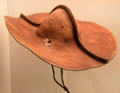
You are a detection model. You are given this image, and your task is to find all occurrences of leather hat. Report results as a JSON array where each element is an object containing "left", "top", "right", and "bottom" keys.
[{"left": 4, "top": 5, "right": 117, "bottom": 70}]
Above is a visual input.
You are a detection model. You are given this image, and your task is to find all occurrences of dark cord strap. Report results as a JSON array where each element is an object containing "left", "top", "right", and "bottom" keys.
[
  {"left": 20, "top": 5, "right": 108, "bottom": 64},
  {"left": 51, "top": 65, "right": 70, "bottom": 93},
  {"left": 61, "top": 68, "right": 65, "bottom": 87},
  {"left": 20, "top": 14, "right": 40, "bottom": 27},
  {"left": 51, "top": 5, "right": 108, "bottom": 64}
]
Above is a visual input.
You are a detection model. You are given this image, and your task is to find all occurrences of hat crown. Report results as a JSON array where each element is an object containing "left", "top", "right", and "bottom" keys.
[{"left": 36, "top": 8, "right": 74, "bottom": 42}]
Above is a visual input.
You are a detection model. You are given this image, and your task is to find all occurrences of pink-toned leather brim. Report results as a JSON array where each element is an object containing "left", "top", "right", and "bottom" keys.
[{"left": 4, "top": 13, "right": 117, "bottom": 70}]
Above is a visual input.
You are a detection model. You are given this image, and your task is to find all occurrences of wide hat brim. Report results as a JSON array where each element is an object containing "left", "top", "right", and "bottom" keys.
[{"left": 5, "top": 5, "right": 117, "bottom": 71}]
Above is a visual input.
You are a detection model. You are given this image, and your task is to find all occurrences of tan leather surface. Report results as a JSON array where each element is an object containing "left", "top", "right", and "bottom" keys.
[{"left": 4, "top": 6, "right": 116, "bottom": 70}]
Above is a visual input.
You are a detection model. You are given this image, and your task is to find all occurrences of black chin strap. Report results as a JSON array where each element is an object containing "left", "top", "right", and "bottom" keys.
[{"left": 51, "top": 65, "right": 70, "bottom": 93}]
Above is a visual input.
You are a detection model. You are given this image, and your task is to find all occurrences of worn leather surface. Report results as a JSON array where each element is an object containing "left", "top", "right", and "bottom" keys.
[{"left": 4, "top": 5, "right": 117, "bottom": 70}]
